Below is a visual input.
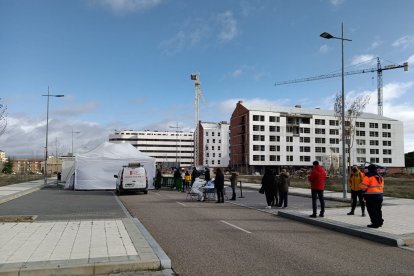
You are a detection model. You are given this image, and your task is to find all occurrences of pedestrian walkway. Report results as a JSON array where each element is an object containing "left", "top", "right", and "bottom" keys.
[
  {"left": 0, "top": 180, "right": 172, "bottom": 275},
  {"left": 236, "top": 181, "right": 414, "bottom": 249}
]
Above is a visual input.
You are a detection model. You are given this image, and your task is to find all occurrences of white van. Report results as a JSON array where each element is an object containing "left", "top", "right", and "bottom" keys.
[{"left": 114, "top": 164, "right": 148, "bottom": 195}]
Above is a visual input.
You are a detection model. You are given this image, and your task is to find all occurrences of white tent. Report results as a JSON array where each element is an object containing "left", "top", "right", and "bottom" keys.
[{"left": 65, "top": 142, "right": 156, "bottom": 190}]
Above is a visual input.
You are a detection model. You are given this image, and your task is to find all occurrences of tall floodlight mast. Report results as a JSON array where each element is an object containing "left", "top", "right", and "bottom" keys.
[{"left": 191, "top": 73, "right": 202, "bottom": 166}]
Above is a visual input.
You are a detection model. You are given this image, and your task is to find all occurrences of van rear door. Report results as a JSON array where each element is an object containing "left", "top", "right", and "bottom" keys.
[{"left": 122, "top": 167, "right": 146, "bottom": 189}]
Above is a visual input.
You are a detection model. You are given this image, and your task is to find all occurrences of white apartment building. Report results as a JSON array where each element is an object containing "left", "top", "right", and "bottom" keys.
[
  {"left": 0, "top": 150, "right": 6, "bottom": 163},
  {"left": 230, "top": 101, "right": 404, "bottom": 173},
  {"left": 196, "top": 121, "right": 230, "bottom": 168},
  {"left": 109, "top": 130, "right": 194, "bottom": 168}
]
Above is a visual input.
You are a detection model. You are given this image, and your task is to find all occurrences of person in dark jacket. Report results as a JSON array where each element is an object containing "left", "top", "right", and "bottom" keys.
[
  {"left": 173, "top": 168, "right": 182, "bottom": 190},
  {"left": 308, "top": 161, "right": 326, "bottom": 217},
  {"left": 214, "top": 168, "right": 225, "bottom": 203},
  {"left": 361, "top": 164, "right": 384, "bottom": 228},
  {"left": 191, "top": 167, "right": 199, "bottom": 186},
  {"left": 261, "top": 168, "right": 276, "bottom": 209},
  {"left": 229, "top": 172, "right": 238, "bottom": 200},
  {"left": 278, "top": 169, "right": 290, "bottom": 208},
  {"left": 204, "top": 167, "right": 211, "bottom": 182}
]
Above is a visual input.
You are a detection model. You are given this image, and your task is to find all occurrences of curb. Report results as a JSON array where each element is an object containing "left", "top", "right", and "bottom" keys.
[{"left": 277, "top": 210, "right": 404, "bottom": 247}]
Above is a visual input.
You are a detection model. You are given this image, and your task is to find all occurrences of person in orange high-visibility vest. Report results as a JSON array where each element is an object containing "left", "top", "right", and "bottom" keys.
[
  {"left": 347, "top": 165, "right": 366, "bottom": 217},
  {"left": 361, "top": 164, "right": 384, "bottom": 228}
]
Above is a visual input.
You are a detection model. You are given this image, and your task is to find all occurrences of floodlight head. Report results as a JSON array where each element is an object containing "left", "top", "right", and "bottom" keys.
[
  {"left": 55, "top": 95, "right": 65, "bottom": 97},
  {"left": 320, "top": 32, "right": 334, "bottom": 39}
]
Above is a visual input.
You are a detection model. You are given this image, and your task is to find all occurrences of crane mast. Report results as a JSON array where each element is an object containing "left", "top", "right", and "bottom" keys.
[{"left": 275, "top": 57, "right": 408, "bottom": 115}]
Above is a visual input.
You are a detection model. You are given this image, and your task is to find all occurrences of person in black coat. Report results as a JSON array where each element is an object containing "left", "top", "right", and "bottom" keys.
[
  {"left": 261, "top": 168, "right": 276, "bottom": 209},
  {"left": 204, "top": 167, "right": 211, "bottom": 182},
  {"left": 191, "top": 167, "right": 199, "bottom": 186},
  {"left": 214, "top": 168, "right": 225, "bottom": 203}
]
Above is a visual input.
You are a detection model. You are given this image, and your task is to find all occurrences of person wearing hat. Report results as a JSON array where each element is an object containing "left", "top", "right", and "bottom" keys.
[
  {"left": 361, "top": 164, "right": 385, "bottom": 228},
  {"left": 347, "top": 165, "right": 366, "bottom": 216}
]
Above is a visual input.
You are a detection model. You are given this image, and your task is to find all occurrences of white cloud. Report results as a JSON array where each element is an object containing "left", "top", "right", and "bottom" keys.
[
  {"left": 350, "top": 54, "right": 376, "bottom": 67},
  {"left": 0, "top": 114, "right": 114, "bottom": 158},
  {"left": 89, "top": 0, "right": 163, "bottom": 14},
  {"left": 319, "top": 44, "right": 329, "bottom": 54},
  {"left": 329, "top": 0, "right": 345, "bottom": 6},
  {"left": 216, "top": 11, "right": 239, "bottom": 42},
  {"left": 407, "top": 54, "right": 414, "bottom": 65},
  {"left": 392, "top": 35, "right": 414, "bottom": 49}
]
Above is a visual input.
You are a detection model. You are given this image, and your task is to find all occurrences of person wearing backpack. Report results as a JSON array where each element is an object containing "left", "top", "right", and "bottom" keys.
[{"left": 347, "top": 165, "right": 366, "bottom": 216}]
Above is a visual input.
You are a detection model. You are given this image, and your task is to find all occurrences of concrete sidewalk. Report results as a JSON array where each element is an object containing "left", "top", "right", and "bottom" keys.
[
  {"left": 0, "top": 180, "right": 172, "bottom": 276},
  {"left": 236, "top": 181, "right": 414, "bottom": 249}
]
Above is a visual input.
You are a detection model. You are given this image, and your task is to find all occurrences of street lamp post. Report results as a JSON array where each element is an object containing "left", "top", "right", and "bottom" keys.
[
  {"left": 42, "top": 86, "right": 64, "bottom": 185},
  {"left": 71, "top": 128, "right": 80, "bottom": 156},
  {"left": 320, "top": 23, "right": 351, "bottom": 199}
]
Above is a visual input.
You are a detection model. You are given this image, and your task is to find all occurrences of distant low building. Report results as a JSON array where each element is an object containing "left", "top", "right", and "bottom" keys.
[
  {"left": 13, "top": 159, "right": 43, "bottom": 174},
  {"left": 109, "top": 130, "right": 194, "bottom": 168}
]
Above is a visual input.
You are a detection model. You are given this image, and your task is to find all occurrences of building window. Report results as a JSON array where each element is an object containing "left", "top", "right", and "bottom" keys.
[
  {"left": 212, "top": 146, "right": 215, "bottom": 150},
  {"left": 212, "top": 132, "right": 215, "bottom": 136},
  {"left": 315, "top": 147, "right": 326, "bottom": 153},
  {"left": 382, "top": 123, "right": 391, "bottom": 129},
  {"left": 383, "top": 141, "right": 391, "bottom": 146},
  {"left": 269, "top": 116, "right": 276, "bottom": 122},
  {"left": 270, "top": 145, "right": 276, "bottom": 151},
  {"left": 383, "top": 158, "right": 392, "bottom": 163},
  {"left": 315, "top": 138, "right": 325, "bottom": 144},
  {"left": 286, "top": 146, "right": 293, "bottom": 152},
  {"left": 206, "top": 153, "right": 209, "bottom": 157},
  {"left": 329, "top": 129, "right": 339, "bottom": 135},
  {"left": 286, "top": 155, "right": 293, "bottom": 162},
  {"left": 370, "top": 158, "right": 379, "bottom": 163},
  {"left": 369, "top": 123, "right": 378, "bottom": 128},
  {"left": 300, "top": 156, "right": 311, "bottom": 162},
  {"left": 329, "top": 138, "right": 339, "bottom": 144},
  {"left": 206, "top": 132, "right": 208, "bottom": 136},
  {"left": 357, "top": 157, "right": 366, "bottom": 163},
  {"left": 356, "top": 122, "right": 365, "bottom": 128},
  {"left": 357, "top": 148, "right": 366, "bottom": 154},
  {"left": 330, "top": 147, "right": 339, "bottom": 153},
  {"left": 370, "top": 149, "right": 379, "bottom": 154},
  {"left": 315, "top": 128, "right": 325, "bottom": 134},
  {"left": 369, "top": 131, "right": 379, "bottom": 137},
  {"left": 356, "top": 130, "right": 366, "bottom": 136},
  {"left": 253, "top": 155, "right": 259, "bottom": 161},
  {"left": 315, "top": 119, "right": 325, "bottom": 125},
  {"left": 218, "top": 132, "right": 221, "bottom": 136},
  {"left": 286, "top": 136, "right": 293, "bottom": 142},
  {"left": 300, "top": 146, "right": 311, "bottom": 152},
  {"left": 213, "top": 139, "right": 215, "bottom": 143},
  {"left": 329, "top": 120, "right": 339, "bottom": 126},
  {"left": 206, "top": 139, "right": 209, "bottom": 143},
  {"left": 300, "top": 137, "right": 310, "bottom": 143},
  {"left": 211, "top": 160, "right": 215, "bottom": 165},
  {"left": 382, "top": 132, "right": 391, "bottom": 138},
  {"left": 383, "top": 149, "right": 392, "bottom": 155},
  {"left": 300, "top": 127, "right": 311, "bottom": 133},
  {"left": 269, "top": 126, "right": 276, "bottom": 132},
  {"left": 218, "top": 146, "right": 221, "bottom": 150},
  {"left": 356, "top": 139, "right": 366, "bottom": 145},
  {"left": 369, "top": 140, "right": 379, "bottom": 146}
]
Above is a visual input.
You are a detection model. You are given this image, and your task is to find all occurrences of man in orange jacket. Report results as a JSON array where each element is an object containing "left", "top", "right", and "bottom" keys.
[{"left": 361, "top": 164, "right": 384, "bottom": 228}]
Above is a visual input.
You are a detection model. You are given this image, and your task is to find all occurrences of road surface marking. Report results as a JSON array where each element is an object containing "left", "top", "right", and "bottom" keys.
[
  {"left": 176, "top": 201, "right": 187, "bottom": 207},
  {"left": 220, "top": 220, "right": 252, "bottom": 234},
  {"left": 153, "top": 192, "right": 162, "bottom": 197}
]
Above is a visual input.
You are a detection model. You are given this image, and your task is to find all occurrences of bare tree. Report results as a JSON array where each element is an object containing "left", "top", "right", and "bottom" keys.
[
  {"left": 0, "top": 98, "right": 7, "bottom": 136},
  {"left": 334, "top": 93, "right": 370, "bottom": 172}
]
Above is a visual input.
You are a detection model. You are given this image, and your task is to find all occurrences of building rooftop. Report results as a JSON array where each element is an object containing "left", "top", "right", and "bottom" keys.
[{"left": 240, "top": 101, "right": 397, "bottom": 121}]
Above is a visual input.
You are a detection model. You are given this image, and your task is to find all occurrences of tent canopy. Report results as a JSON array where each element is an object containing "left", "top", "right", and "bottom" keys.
[{"left": 69, "top": 142, "right": 156, "bottom": 190}]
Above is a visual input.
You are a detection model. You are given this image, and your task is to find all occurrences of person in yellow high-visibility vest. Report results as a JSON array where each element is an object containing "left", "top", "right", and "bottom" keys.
[
  {"left": 184, "top": 170, "right": 191, "bottom": 192},
  {"left": 361, "top": 164, "right": 384, "bottom": 228},
  {"left": 347, "top": 165, "right": 366, "bottom": 217}
]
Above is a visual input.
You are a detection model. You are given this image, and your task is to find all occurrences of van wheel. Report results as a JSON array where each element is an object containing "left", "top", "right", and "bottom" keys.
[{"left": 144, "top": 189, "right": 148, "bottom": 194}]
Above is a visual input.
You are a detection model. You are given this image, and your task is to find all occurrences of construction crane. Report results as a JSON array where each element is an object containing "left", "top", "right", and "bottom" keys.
[{"left": 275, "top": 57, "right": 408, "bottom": 116}]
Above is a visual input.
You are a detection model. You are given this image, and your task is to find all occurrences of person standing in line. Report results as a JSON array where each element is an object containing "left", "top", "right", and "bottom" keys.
[
  {"left": 361, "top": 164, "right": 384, "bottom": 228},
  {"left": 191, "top": 167, "right": 199, "bottom": 186},
  {"left": 204, "top": 167, "right": 211, "bottom": 183},
  {"left": 308, "top": 161, "right": 326, "bottom": 218},
  {"left": 214, "top": 168, "right": 225, "bottom": 203},
  {"left": 183, "top": 170, "right": 191, "bottom": 192},
  {"left": 272, "top": 173, "right": 279, "bottom": 207},
  {"left": 229, "top": 171, "right": 238, "bottom": 200},
  {"left": 347, "top": 165, "right": 366, "bottom": 216},
  {"left": 278, "top": 169, "right": 290, "bottom": 208},
  {"left": 261, "top": 168, "right": 276, "bottom": 209},
  {"left": 173, "top": 168, "right": 182, "bottom": 191}
]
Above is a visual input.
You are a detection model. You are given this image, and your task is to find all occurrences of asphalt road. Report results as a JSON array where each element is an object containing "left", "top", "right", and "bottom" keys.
[
  {"left": 0, "top": 185, "right": 126, "bottom": 220},
  {"left": 121, "top": 189, "right": 414, "bottom": 276}
]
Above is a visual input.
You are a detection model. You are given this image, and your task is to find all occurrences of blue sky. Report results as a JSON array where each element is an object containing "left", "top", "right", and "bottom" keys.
[{"left": 1, "top": 0, "right": 414, "bottom": 157}]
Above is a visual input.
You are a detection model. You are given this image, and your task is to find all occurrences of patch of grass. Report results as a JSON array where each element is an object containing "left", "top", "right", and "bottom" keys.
[{"left": 0, "top": 216, "right": 36, "bottom": 222}]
